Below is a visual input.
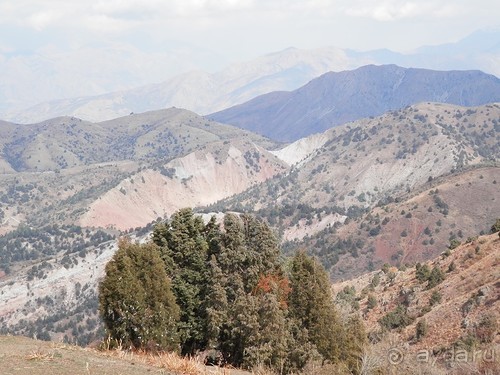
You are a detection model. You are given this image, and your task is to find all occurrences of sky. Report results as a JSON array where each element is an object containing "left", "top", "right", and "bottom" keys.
[
  {"left": 1, "top": 0, "right": 499, "bottom": 62},
  {"left": 0, "top": 0, "right": 499, "bottom": 112}
]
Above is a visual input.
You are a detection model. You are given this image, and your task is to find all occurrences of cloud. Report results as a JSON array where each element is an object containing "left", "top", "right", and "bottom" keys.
[
  {"left": 344, "top": 0, "right": 464, "bottom": 21},
  {"left": 26, "top": 9, "right": 65, "bottom": 31}
]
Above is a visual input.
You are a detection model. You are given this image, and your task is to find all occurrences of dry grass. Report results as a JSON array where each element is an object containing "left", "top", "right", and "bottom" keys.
[
  {"left": 98, "top": 345, "right": 246, "bottom": 375},
  {"left": 25, "top": 349, "right": 55, "bottom": 361}
]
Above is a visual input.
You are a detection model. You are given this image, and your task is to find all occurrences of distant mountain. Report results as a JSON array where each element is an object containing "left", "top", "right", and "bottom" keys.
[
  {"left": 348, "top": 29, "right": 500, "bottom": 76},
  {"left": 5, "top": 29, "right": 500, "bottom": 124},
  {"left": 6, "top": 47, "right": 360, "bottom": 124},
  {"left": 209, "top": 65, "right": 500, "bottom": 141}
]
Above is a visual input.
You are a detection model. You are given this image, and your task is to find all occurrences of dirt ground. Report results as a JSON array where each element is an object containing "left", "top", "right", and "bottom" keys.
[{"left": 0, "top": 335, "right": 251, "bottom": 375}]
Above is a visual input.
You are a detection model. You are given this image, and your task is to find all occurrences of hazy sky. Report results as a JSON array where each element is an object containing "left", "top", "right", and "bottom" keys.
[{"left": 1, "top": 0, "right": 499, "bottom": 62}]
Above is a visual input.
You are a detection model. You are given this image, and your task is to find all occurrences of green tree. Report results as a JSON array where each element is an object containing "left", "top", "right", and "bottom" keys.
[
  {"left": 288, "top": 251, "right": 342, "bottom": 363},
  {"left": 98, "top": 239, "right": 179, "bottom": 351},
  {"left": 367, "top": 294, "right": 377, "bottom": 310},
  {"left": 204, "top": 255, "right": 228, "bottom": 350},
  {"left": 429, "top": 290, "right": 442, "bottom": 306},
  {"left": 340, "top": 315, "right": 366, "bottom": 372},
  {"left": 427, "top": 266, "right": 445, "bottom": 289},
  {"left": 152, "top": 208, "right": 209, "bottom": 354},
  {"left": 209, "top": 214, "right": 290, "bottom": 369},
  {"left": 416, "top": 263, "right": 431, "bottom": 283},
  {"left": 379, "top": 305, "right": 413, "bottom": 331}
]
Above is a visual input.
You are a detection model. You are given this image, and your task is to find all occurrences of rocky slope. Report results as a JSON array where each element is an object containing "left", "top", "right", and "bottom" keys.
[
  {"left": 80, "top": 139, "right": 287, "bottom": 230},
  {"left": 209, "top": 65, "right": 500, "bottom": 141},
  {"left": 332, "top": 231, "right": 499, "bottom": 361}
]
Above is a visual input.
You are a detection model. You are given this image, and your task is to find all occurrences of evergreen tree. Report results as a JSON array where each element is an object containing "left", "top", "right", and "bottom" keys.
[
  {"left": 204, "top": 213, "right": 292, "bottom": 370},
  {"left": 99, "top": 209, "right": 367, "bottom": 373},
  {"left": 339, "top": 314, "right": 366, "bottom": 372},
  {"left": 204, "top": 255, "right": 228, "bottom": 350},
  {"left": 98, "top": 239, "right": 179, "bottom": 351},
  {"left": 219, "top": 213, "right": 247, "bottom": 301},
  {"left": 288, "top": 251, "right": 343, "bottom": 363},
  {"left": 242, "top": 292, "right": 293, "bottom": 372},
  {"left": 152, "top": 208, "right": 209, "bottom": 354},
  {"left": 240, "top": 214, "right": 281, "bottom": 289}
]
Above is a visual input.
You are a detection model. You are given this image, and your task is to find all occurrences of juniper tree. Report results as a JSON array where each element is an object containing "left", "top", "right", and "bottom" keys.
[
  {"left": 152, "top": 208, "right": 210, "bottom": 354},
  {"left": 288, "top": 251, "right": 343, "bottom": 364},
  {"left": 204, "top": 255, "right": 228, "bottom": 350},
  {"left": 98, "top": 239, "right": 179, "bottom": 351}
]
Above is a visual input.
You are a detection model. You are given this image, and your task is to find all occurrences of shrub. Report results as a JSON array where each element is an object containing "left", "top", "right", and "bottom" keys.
[
  {"left": 415, "top": 319, "right": 428, "bottom": 341},
  {"left": 416, "top": 264, "right": 431, "bottom": 283},
  {"left": 429, "top": 290, "right": 442, "bottom": 306},
  {"left": 475, "top": 313, "right": 498, "bottom": 343},
  {"left": 370, "top": 273, "right": 380, "bottom": 288},
  {"left": 379, "top": 305, "right": 414, "bottom": 330},
  {"left": 427, "top": 266, "right": 445, "bottom": 289},
  {"left": 381, "top": 263, "right": 390, "bottom": 274},
  {"left": 491, "top": 218, "right": 500, "bottom": 233},
  {"left": 449, "top": 239, "right": 461, "bottom": 250},
  {"left": 448, "top": 261, "right": 456, "bottom": 272},
  {"left": 367, "top": 294, "right": 377, "bottom": 310}
]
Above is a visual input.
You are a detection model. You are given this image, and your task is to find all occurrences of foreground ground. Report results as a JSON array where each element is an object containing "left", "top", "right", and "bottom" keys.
[{"left": 0, "top": 335, "right": 250, "bottom": 375}]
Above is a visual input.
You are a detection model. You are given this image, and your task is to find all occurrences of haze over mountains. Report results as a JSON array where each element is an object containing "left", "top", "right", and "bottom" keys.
[
  {"left": 210, "top": 65, "right": 500, "bottom": 141},
  {"left": 3, "top": 29, "right": 499, "bottom": 124}
]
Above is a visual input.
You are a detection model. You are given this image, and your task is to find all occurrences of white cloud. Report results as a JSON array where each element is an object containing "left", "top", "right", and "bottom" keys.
[
  {"left": 344, "top": 0, "right": 467, "bottom": 21},
  {"left": 26, "top": 9, "right": 65, "bottom": 31},
  {"left": 0, "top": 0, "right": 498, "bottom": 56},
  {"left": 84, "top": 14, "right": 140, "bottom": 34}
]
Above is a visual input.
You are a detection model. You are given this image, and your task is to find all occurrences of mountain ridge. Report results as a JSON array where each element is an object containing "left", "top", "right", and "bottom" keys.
[
  {"left": 4, "top": 29, "right": 499, "bottom": 124},
  {"left": 209, "top": 65, "right": 500, "bottom": 141}
]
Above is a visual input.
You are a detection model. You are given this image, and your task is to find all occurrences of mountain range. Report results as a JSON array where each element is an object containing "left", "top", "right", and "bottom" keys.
[
  {"left": 209, "top": 64, "right": 500, "bottom": 141},
  {"left": 3, "top": 29, "right": 499, "bottom": 124}
]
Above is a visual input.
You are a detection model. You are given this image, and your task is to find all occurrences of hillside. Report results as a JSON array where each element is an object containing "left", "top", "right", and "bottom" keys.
[
  {"left": 209, "top": 65, "right": 500, "bottom": 141},
  {"left": 0, "top": 108, "right": 277, "bottom": 172},
  {"left": 0, "top": 102, "right": 498, "bottom": 351},
  {"left": 0, "top": 108, "right": 284, "bottom": 233},
  {"left": 331, "top": 231, "right": 499, "bottom": 370},
  {"left": 79, "top": 139, "right": 287, "bottom": 230},
  {"left": 204, "top": 103, "right": 500, "bottom": 279}
]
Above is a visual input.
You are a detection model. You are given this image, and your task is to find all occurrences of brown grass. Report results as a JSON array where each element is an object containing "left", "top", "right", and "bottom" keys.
[{"left": 25, "top": 349, "right": 55, "bottom": 361}]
